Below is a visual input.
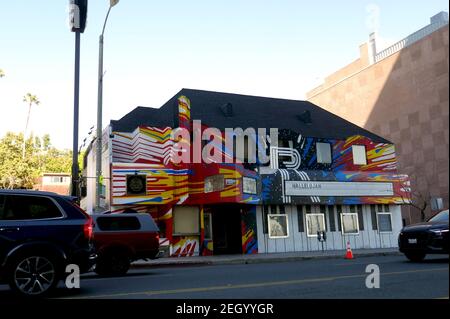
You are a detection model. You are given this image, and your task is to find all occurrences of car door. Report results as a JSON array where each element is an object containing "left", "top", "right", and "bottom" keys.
[{"left": 0, "top": 194, "right": 30, "bottom": 263}]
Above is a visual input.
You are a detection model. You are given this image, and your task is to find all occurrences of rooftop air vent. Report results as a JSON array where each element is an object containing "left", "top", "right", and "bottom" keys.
[
  {"left": 220, "top": 103, "right": 234, "bottom": 117},
  {"left": 297, "top": 111, "right": 312, "bottom": 124}
]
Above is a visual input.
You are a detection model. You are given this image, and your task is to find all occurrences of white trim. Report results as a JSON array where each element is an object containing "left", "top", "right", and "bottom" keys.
[
  {"left": 377, "top": 212, "right": 393, "bottom": 233},
  {"left": 267, "top": 214, "right": 289, "bottom": 239},
  {"left": 341, "top": 212, "right": 360, "bottom": 235},
  {"left": 305, "top": 213, "right": 326, "bottom": 237}
]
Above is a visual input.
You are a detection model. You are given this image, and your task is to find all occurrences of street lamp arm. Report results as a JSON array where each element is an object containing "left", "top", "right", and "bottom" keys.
[{"left": 101, "top": 6, "right": 113, "bottom": 37}]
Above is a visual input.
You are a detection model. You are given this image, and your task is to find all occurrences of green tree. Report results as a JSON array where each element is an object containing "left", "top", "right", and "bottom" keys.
[
  {"left": 0, "top": 132, "right": 73, "bottom": 189},
  {"left": 0, "top": 69, "right": 5, "bottom": 78}
]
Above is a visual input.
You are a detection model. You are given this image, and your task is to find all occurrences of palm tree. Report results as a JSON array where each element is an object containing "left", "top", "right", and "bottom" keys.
[
  {"left": 0, "top": 69, "right": 5, "bottom": 78},
  {"left": 22, "top": 93, "right": 40, "bottom": 158}
]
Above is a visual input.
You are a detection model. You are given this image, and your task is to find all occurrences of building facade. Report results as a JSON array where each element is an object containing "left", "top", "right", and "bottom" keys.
[
  {"left": 306, "top": 12, "right": 449, "bottom": 223},
  {"left": 35, "top": 173, "right": 71, "bottom": 195},
  {"left": 82, "top": 89, "right": 410, "bottom": 257}
]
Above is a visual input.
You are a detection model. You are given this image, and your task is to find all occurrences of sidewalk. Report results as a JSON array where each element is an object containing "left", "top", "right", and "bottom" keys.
[{"left": 132, "top": 248, "right": 401, "bottom": 268}]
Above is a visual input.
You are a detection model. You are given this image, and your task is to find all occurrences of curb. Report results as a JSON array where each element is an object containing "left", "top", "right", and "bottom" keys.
[{"left": 131, "top": 251, "right": 402, "bottom": 268}]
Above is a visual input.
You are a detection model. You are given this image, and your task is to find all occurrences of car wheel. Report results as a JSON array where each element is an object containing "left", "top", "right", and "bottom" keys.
[
  {"left": 404, "top": 252, "right": 426, "bottom": 262},
  {"left": 8, "top": 255, "right": 60, "bottom": 297},
  {"left": 95, "top": 252, "right": 130, "bottom": 277}
]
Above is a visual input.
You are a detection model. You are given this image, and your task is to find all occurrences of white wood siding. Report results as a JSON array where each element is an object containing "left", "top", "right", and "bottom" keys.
[{"left": 257, "top": 204, "right": 402, "bottom": 253}]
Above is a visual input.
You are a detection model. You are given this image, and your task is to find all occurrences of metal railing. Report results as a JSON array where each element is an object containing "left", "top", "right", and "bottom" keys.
[{"left": 375, "top": 19, "right": 448, "bottom": 63}]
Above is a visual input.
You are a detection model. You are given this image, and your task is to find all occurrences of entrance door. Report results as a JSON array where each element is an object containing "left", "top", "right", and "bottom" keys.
[{"left": 211, "top": 205, "right": 243, "bottom": 255}]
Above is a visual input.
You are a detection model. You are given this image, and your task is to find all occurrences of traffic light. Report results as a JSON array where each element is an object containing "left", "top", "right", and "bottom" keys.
[{"left": 69, "top": 0, "right": 88, "bottom": 33}]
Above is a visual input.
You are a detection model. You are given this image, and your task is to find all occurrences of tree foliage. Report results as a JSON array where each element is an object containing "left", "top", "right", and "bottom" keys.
[{"left": 0, "top": 132, "right": 72, "bottom": 189}]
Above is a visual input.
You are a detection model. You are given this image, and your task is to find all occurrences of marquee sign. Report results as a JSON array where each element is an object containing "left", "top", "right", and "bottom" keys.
[{"left": 284, "top": 181, "right": 394, "bottom": 197}]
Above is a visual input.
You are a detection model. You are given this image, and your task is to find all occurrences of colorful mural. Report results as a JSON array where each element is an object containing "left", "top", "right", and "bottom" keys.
[
  {"left": 106, "top": 94, "right": 410, "bottom": 257},
  {"left": 241, "top": 206, "right": 258, "bottom": 254},
  {"left": 171, "top": 236, "right": 199, "bottom": 257}
]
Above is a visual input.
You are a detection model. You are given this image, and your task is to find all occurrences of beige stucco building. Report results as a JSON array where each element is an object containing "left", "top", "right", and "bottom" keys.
[{"left": 307, "top": 12, "right": 449, "bottom": 224}]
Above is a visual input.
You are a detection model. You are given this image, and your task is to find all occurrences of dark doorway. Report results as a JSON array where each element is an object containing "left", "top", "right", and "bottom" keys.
[{"left": 210, "top": 205, "right": 243, "bottom": 255}]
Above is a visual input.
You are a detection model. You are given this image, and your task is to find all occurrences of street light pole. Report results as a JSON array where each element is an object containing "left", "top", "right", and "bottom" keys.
[
  {"left": 95, "top": 0, "right": 119, "bottom": 212},
  {"left": 71, "top": 30, "right": 81, "bottom": 197}
]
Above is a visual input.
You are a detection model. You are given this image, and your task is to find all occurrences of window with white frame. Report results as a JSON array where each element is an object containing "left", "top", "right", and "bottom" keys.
[
  {"left": 341, "top": 213, "right": 359, "bottom": 235},
  {"left": 377, "top": 213, "right": 393, "bottom": 232},
  {"left": 352, "top": 145, "right": 367, "bottom": 165},
  {"left": 173, "top": 206, "right": 200, "bottom": 235},
  {"left": 306, "top": 213, "right": 326, "bottom": 237},
  {"left": 268, "top": 214, "right": 289, "bottom": 238},
  {"left": 316, "top": 142, "right": 332, "bottom": 164}
]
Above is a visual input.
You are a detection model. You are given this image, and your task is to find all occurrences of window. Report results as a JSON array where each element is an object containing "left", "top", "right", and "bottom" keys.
[
  {"left": 429, "top": 209, "right": 449, "bottom": 223},
  {"left": 370, "top": 205, "right": 378, "bottom": 230},
  {"left": 243, "top": 177, "right": 257, "bottom": 194},
  {"left": 126, "top": 175, "right": 147, "bottom": 195},
  {"left": 297, "top": 205, "right": 304, "bottom": 232},
  {"left": 316, "top": 142, "right": 332, "bottom": 164},
  {"left": 352, "top": 145, "right": 367, "bottom": 165},
  {"left": 341, "top": 213, "right": 359, "bottom": 235},
  {"left": 203, "top": 213, "right": 213, "bottom": 240},
  {"left": 0, "top": 195, "right": 62, "bottom": 220},
  {"left": 357, "top": 205, "right": 364, "bottom": 231},
  {"left": 377, "top": 213, "right": 393, "bottom": 232},
  {"left": 173, "top": 206, "right": 200, "bottom": 235},
  {"left": 96, "top": 216, "right": 141, "bottom": 231},
  {"left": 268, "top": 214, "right": 289, "bottom": 238},
  {"left": 0, "top": 195, "right": 5, "bottom": 218},
  {"left": 50, "top": 176, "right": 67, "bottom": 184},
  {"left": 328, "top": 205, "right": 336, "bottom": 232},
  {"left": 204, "top": 175, "right": 225, "bottom": 193},
  {"left": 306, "top": 213, "right": 326, "bottom": 237}
]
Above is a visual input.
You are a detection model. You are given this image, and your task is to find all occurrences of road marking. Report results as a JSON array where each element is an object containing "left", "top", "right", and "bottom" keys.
[
  {"left": 81, "top": 273, "right": 174, "bottom": 282},
  {"left": 63, "top": 267, "right": 449, "bottom": 299}
]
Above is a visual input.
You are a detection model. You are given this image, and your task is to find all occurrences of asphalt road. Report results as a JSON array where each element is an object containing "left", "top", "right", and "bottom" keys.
[{"left": 0, "top": 254, "right": 448, "bottom": 299}]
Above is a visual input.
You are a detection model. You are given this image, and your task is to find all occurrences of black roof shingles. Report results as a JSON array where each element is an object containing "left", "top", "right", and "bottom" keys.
[{"left": 110, "top": 88, "right": 391, "bottom": 144}]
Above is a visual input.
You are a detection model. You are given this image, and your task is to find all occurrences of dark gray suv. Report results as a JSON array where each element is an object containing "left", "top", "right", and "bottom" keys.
[{"left": 0, "top": 190, "right": 96, "bottom": 297}]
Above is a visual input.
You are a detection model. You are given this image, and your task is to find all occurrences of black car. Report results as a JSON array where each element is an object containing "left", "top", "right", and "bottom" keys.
[
  {"left": 0, "top": 190, "right": 96, "bottom": 297},
  {"left": 399, "top": 209, "right": 449, "bottom": 261}
]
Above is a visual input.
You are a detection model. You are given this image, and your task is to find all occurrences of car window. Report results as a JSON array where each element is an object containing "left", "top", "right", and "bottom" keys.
[
  {"left": 96, "top": 216, "right": 141, "bottom": 231},
  {"left": 0, "top": 195, "right": 63, "bottom": 220},
  {"left": 0, "top": 195, "right": 6, "bottom": 219},
  {"left": 429, "top": 210, "right": 449, "bottom": 223}
]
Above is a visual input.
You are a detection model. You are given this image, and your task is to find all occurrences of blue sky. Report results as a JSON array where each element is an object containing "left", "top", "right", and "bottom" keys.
[{"left": 0, "top": 0, "right": 448, "bottom": 149}]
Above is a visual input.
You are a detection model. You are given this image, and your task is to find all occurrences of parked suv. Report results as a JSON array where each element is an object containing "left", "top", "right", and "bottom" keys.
[
  {"left": 399, "top": 209, "right": 449, "bottom": 261},
  {"left": 93, "top": 213, "right": 160, "bottom": 276},
  {"left": 0, "top": 190, "right": 96, "bottom": 297}
]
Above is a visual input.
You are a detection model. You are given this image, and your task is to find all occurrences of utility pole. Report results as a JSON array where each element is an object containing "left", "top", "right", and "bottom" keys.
[
  {"left": 95, "top": 0, "right": 119, "bottom": 212},
  {"left": 69, "top": 0, "right": 88, "bottom": 198}
]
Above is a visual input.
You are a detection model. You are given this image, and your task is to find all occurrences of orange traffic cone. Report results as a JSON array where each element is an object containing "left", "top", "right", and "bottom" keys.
[{"left": 345, "top": 241, "right": 354, "bottom": 259}]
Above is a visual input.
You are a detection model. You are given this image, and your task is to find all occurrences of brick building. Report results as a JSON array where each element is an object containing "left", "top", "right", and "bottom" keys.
[{"left": 306, "top": 12, "right": 449, "bottom": 224}]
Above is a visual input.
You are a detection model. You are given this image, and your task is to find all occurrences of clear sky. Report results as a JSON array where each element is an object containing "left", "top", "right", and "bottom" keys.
[{"left": 0, "top": 0, "right": 448, "bottom": 150}]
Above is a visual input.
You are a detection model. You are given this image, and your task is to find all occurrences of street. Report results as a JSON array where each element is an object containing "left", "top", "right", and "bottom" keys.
[{"left": 1, "top": 254, "right": 447, "bottom": 299}]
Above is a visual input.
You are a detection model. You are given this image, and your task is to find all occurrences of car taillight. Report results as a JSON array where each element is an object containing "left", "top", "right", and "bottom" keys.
[
  {"left": 68, "top": 201, "right": 94, "bottom": 240},
  {"left": 84, "top": 217, "right": 94, "bottom": 240}
]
